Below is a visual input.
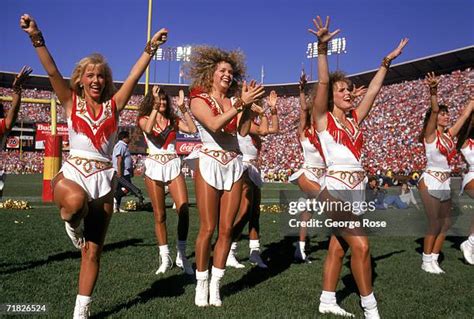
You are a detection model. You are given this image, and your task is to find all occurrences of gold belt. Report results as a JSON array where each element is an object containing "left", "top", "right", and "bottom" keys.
[
  {"left": 244, "top": 159, "right": 259, "bottom": 168},
  {"left": 305, "top": 167, "right": 326, "bottom": 179},
  {"left": 67, "top": 156, "right": 112, "bottom": 174},
  {"left": 327, "top": 170, "right": 366, "bottom": 187},
  {"left": 148, "top": 153, "right": 178, "bottom": 165},
  {"left": 426, "top": 170, "right": 450, "bottom": 183},
  {"left": 201, "top": 148, "right": 239, "bottom": 166}
]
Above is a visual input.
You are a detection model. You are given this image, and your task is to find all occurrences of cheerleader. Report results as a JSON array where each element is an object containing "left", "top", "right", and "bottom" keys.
[
  {"left": 138, "top": 86, "right": 197, "bottom": 275},
  {"left": 20, "top": 14, "right": 167, "bottom": 318},
  {"left": 226, "top": 91, "right": 280, "bottom": 269},
  {"left": 418, "top": 73, "right": 473, "bottom": 274},
  {"left": 458, "top": 110, "right": 474, "bottom": 265},
  {"left": 185, "top": 46, "right": 265, "bottom": 307},
  {"left": 310, "top": 16, "right": 408, "bottom": 318}
]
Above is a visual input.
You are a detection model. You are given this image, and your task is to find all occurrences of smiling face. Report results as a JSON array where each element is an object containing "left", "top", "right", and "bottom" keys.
[
  {"left": 212, "top": 61, "right": 234, "bottom": 92},
  {"left": 157, "top": 93, "right": 168, "bottom": 113},
  {"left": 80, "top": 64, "right": 106, "bottom": 102},
  {"left": 437, "top": 109, "right": 450, "bottom": 128},
  {"left": 332, "top": 81, "right": 353, "bottom": 111}
]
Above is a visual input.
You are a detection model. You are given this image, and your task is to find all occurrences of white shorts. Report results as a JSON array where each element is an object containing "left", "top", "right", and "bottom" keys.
[
  {"left": 145, "top": 154, "right": 181, "bottom": 183},
  {"left": 57, "top": 156, "right": 115, "bottom": 201},
  {"left": 243, "top": 160, "right": 263, "bottom": 188},
  {"left": 323, "top": 170, "right": 367, "bottom": 216},
  {"left": 461, "top": 171, "right": 474, "bottom": 195},
  {"left": 186, "top": 148, "right": 243, "bottom": 191},
  {"left": 289, "top": 166, "right": 325, "bottom": 187},
  {"left": 419, "top": 170, "right": 451, "bottom": 201}
]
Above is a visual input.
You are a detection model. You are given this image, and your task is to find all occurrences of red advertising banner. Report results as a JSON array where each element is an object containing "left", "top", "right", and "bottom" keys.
[
  {"left": 176, "top": 141, "right": 202, "bottom": 155},
  {"left": 35, "top": 123, "right": 69, "bottom": 150}
]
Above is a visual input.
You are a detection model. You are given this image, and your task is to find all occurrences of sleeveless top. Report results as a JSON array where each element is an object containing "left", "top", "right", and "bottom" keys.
[
  {"left": 301, "top": 125, "right": 325, "bottom": 167},
  {"left": 140, "top": 116, "right": 179, "bottom": 154},
  {"left": 424, "top": 130, "right": 455, "bottom": 171}
]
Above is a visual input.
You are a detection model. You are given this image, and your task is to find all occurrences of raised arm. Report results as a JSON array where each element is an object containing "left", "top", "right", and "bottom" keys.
[
  {"left": 237, "top": 81, "right": 266, "bottom": 136},
  {"left": 355, "top": 38, "right": 409, "bottom": 123},
  {"left": 247, "top": 104, "right": 269, "bottom": 136},
  {"left": 297, "top": 73, "right": 310, "bottom": 135},
  {"left": 449, "top": 98, "right": 474, "bottom": 138},
  {"left": 424, "top": 72, "right": 441, "bottom": 143},
  {"left": 308, "top": 16, "right": 340, "bottom": 131},
  {"left": 114, "top": 28, "right": 168, "bottom": 112},
  {"left": 138, "top": 86, "right": 161, "bottom": 134},
  {"left": 20, "top": 14, "right": 72, "bottom": 113},
  {"left": 176, "top": 89, "right": 198, "bottom": 134},
  {"left": 267, "top": 90, "right": 279, "bottom": 134},
  {"left": 5, "top": 66, "right": 32, "bottom": 131}
]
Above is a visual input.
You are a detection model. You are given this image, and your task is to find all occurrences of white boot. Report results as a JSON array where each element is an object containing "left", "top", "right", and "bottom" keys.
[
  {"left": 176, "top": 241, "right": 194, "bottom": 275},
  {"left": 294, "top": 241, "right": 311, "bottom": 263},
  {"left": 155, "top": 245, "right": 173, "bottom": 274},
  {"left": 431, "top": 253, "right": 445, "bottom": 274},
  {"left": 73, "top": 295, "right": 92, "bottom": 319},
  {"left": 195, "top": 270, "right": 209, "bottom": 307},
  {"left": 226, "top": 242, "right": 245, "bottom": 268},
  {"left": 460, "top": 239, "right": 474, "bottom": 265},
  {"left": 249, "top": 239, "right": 268, "bottom": 268},
  {"left": 319, "top": 290, "right": 354, "bottom": 317},
  {"left": 361, "top": 292, "right": 380, "bottom": 319},
  {"left": 421, "top": 253, "right": 439, "bottom": 274},
  {"left": 65, "top": 221, "right": 85, "bottom": 249},
  {"left": 209, "top": 266, "right": 225, "bottom": 307}
]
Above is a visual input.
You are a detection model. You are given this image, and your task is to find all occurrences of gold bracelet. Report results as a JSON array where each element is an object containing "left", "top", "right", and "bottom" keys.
[
  {"left": 317, "top": 42, "right": 328, "bottom": 55},
  {"left": 178, "top": 105, "right": 187, "bottom": 113},
  {"left": 144, "top": 41, "right": 159, "bottom": 56},
  {"left": 429, "top": 86, "right": 437, "bottom": 96},
  {"left": 381, "top": 56, "right": 392, "bottom": 69},
  {"left": 29, "top": 31, "right": 45, "bottom": 48},
  {"left": 233, "top": 98, "right": 245, "bottom": 113},
  {"left": 270, "top": 107, "right": 278, "bottom": 115}
]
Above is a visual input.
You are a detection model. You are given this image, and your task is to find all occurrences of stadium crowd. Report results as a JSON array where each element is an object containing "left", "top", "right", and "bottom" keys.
[{"left": 1, "top": 69, "right": 471, "bottom": 180}]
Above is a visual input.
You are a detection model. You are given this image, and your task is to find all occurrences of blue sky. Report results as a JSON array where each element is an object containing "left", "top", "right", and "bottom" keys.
[{"left": 2, "top": 0, "right": 473, "bottom": 84}]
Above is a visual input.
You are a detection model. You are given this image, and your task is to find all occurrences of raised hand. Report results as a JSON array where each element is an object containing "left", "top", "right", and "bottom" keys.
[
  {"left": 351, "top": 85, "right": 367, "bottom": 100},
  {"left": 20, "top": 14, "right": 39, "bottom": 35},
  {"left": 308, "top": 16, "right": 340, "bottom": 43},
  {"left": 425, "top": 72, "right": 439, "bottom": 88},
  {"left": 250, "top": 103, "right": 264, "bottom": 115},
  {"left": 268, "top": 90, "right": 278, "bottom": 108},
  {"left": 177, "top": 89, "right": 185, "bottom": 107},
  {"left": 386, "top": 38, "right": 409, "bottom": 61},
  {"left": 152, "top": 85, "right": 161, "bottom": 98},
  {"left": 299, "top": 72, "right": 307, "bottom": 91},
  {"left": 241, "top": 80, "right": 265, "bottom": 106},
  {"left": 151, "top": 28, "right": 168, "bottom": 46},
  {"left": 13, "top": 66, "right": 33, "bottom": 88}
]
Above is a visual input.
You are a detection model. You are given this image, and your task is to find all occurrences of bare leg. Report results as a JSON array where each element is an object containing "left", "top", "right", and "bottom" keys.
[
  {"left": 145, "top": 176, "right": 167, "bottom": 245},
  {"left": 168, "top": 174, "right": 190, "bottom": 241},
  {"left": 53, "top": 173, "right": 89, "bottom": 228},
  {"left": 231, "top": 172, "right": 253, "bottom": 240},
  {"left": 418, "top": 179, "right": 442, "bottom": 254}
]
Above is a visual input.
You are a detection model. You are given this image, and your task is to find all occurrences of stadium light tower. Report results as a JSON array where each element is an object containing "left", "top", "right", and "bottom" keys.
[
  {"left": 153, "top": 46, "right": 192, "bottom": 83},
  {"left": 306, "top": 37, "right": 347, "bottom": 80}
]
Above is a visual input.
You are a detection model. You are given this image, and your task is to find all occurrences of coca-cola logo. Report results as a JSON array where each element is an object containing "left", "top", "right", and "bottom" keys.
[{"left": 177, "top": 143, "right": 202, "bottom": 154}]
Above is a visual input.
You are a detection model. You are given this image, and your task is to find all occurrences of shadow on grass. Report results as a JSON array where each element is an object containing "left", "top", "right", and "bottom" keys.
[
  {"left": 337, "top": 249, "right": 405, "bottom": 303},
  {"left": 220, "top": 236, "right": 328, "bottom": 298},
  {"left": 0, "top": 238, "right": 143, "bottom": 275},
  {"left": 92, "top": 273, "right": 195, "bottom": 318}
]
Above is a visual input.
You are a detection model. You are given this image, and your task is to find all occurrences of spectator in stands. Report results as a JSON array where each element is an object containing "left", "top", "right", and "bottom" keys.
[{"left": 20, "top": 13, "right": 167, "bottom": 318}]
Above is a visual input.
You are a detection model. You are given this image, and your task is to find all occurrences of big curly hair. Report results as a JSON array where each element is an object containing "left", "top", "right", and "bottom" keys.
[{"left": 184, "top": 46, "right": 246, "bottom": 97}]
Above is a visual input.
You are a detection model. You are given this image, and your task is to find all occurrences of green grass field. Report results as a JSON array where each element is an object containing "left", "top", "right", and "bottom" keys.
[{"left": 0, "top": 174, "right": 473, "bottom": 318}]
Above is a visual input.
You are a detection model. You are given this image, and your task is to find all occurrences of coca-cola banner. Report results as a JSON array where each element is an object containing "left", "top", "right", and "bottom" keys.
[
  {"left": 35, "top": 123, "right": 69, "bottom": 150},
  {"left": 176, "top": 132, "right": 202, "bottom": 155}
]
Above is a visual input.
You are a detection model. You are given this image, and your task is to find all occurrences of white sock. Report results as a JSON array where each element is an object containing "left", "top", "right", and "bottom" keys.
[
  {"left": 432, "top": 253, "right": 439, "bottom": 261},
  {"left": 249, "top": 239, "right": 260, "bottom": 251},
  {"left": 159, "top": 244, "right": 170, "bottom": 256},
  {"left": 320, "top": 290, "right": 337, "bottom": 305},
  {"left": 299, "top": 241, "right": 306, "bottom": 251},
  {"left": 360, "top": 292, "right": 377, "bottom": 310},
  {"left": 211, "top": 266, "right": 225, "bottom": 280},
  {"left": 422, "top": 253, "right": 432, "bottom": 263},
  {"left": 177, "top": 240, "right": 186, "bottom": 255},
  {"left": 196, "top": 269, "right": 208, "bottom": 281},
  {"left": 76, "top": 294, "right": 92, "bottom": 304},
  {"left": 468, "top": 234, "right": 474, "bottom": 247}
]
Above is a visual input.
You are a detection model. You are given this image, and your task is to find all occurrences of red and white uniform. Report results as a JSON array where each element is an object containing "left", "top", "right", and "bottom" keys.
[
  {"left": 420, "top": 130, "right": 455, "bottom": 201},
  {"left": 141, "top": 116, "right": 182, "bottom": 183},
  {"left": 0, "top": 118, "right": 6, "bottom": 138},
  {"left": 289, "top": 126, "right": 326, "bottom": 187},
  {"left": 56, "top": 93, "right": 117, "bottom": 200},
  {"left": 185, "top": 90, "right": 243, "bottom": 191},
  {"left": 461, "top": 138, "right": 474, "bottom": 193},
  {"left": 238, "top": 132, "right": 262, "bottom": 188},
  {"left": 318, "top": 111, "right": 367, "bottom": 214}
]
